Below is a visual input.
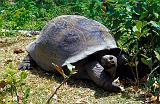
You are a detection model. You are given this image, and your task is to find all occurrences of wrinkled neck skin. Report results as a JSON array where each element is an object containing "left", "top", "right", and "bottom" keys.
[{"left": 104, "top": 65, "right": 117, "bottom": 80}]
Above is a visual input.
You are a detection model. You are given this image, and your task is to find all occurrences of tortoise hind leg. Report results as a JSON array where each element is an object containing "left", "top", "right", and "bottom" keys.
[
  {"left": 85, "top": 61, "right": 122, "bottom": 92},
  {"left": 18, "top": 54, "right": 37, "bottom": 70}
]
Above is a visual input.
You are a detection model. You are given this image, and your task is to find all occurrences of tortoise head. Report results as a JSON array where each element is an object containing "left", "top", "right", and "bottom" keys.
[
  {"left": 100, "top": 55, "right": 117, "bottom": 79},
  {"left": 101, "top": 55, "right": 117, "bottom": 68}
]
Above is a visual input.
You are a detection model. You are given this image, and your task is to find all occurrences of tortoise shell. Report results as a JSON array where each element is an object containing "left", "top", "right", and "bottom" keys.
[{"left": 26, "top": 15, "right": 118, "bottom": 71}]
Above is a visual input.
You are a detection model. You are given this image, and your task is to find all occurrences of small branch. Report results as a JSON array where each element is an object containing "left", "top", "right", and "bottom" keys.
[
  {"left": 147, "top": 65, "right": 160, "bottom": 80},
  {"left": 135, "top": 61, "right": 139, "bottom": 86},
  {"left": 156, "top": 92, "right": 159, "bottom": 103},
  {"left": 46, "top": 77, "right": 70, "bottom": 104},
  {"left": 46, "top": 64, "right": 76, "bottom": 104}
]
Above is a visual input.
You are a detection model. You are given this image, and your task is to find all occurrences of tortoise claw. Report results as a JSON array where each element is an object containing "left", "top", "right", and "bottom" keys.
[
  {"left": 18, "top": 62, "right": 33, "bottom": 70},
  {"left": 18, "top": 54, "right": 35, "bottom": 70}
]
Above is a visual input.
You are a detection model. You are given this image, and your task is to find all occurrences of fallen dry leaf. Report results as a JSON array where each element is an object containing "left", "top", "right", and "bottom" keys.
[
  {"left": 128, "top": 86, "right": 140, "bottom": 93},
  {"left": 13, "top": 48, "right": 24, "bottom": 54},
  {"left": 146, "top": 94, "right": 158, "bottom": 103},
  {"left": 52, "top": 63, "right": 67, "bottom": 78},
  {"left": 4, "top": 58, "right": 13, "bottom": 64},
  {"left": 0, "top": 80, "right": 7, "bottom": 89},
  {"left": 153, "top": 81, "right": 160, "bottom": 89}
]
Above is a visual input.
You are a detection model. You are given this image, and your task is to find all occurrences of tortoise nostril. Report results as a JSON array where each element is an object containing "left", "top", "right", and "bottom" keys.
[
  {"left": 109, "top": 56, "right": 113, "bottom": 60},
  {"left": 110, "top": 61, "right": 115, "bottom": 64}
]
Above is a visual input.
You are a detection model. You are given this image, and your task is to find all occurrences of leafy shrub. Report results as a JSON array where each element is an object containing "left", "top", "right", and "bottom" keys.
[
  {"left": 104, "top": 0, "right": 160, "bottom": 77},
  {"left": 99, "top": 0, "right": 160, "bottom": 96},
  {"left": 0, "top": 63, "right": 30, "bottom": 104}
]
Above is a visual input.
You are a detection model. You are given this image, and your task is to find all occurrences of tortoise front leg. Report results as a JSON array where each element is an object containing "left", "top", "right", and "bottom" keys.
[
  {"left": 18, "top": 54, "right": 37, "bottom": 70},
  {"left": 85, "top": 61, "right": 122, "bottom": 92}
]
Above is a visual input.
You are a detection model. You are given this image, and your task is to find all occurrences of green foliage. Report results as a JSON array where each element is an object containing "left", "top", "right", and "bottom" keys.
[
  {"left": 146, "top": 73, "right": 160, "bottom": 96},
  {"left": 0, "top": 0, "right": 71, "bottom": 31},
  {"left": 0, "top": 63, "right": 30, "bottom": 104},
  {"left": 0, "top": 0, "right": 160, "bottom": 97},
  {"left": 98, "top": 0, "right": 160, "bottom": 95}
]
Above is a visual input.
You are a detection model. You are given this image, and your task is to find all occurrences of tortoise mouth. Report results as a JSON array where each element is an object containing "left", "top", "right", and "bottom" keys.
[{"left": 103, "top": 62, "right": 116, "bottom": 69}]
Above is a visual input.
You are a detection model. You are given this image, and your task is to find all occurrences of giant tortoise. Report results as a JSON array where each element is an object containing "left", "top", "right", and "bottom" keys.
[{"left": 19, "top": 15, "right": 127, "bottom": 92}]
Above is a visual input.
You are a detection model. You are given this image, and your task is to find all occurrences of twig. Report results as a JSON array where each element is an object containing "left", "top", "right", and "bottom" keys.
[
  {"left": 147, "top": 65, "right": 160, "bottom": 80},
  {"left": 46, "top": 77, "right": 70, "bottom": 104},
  {"left": 135, "top": 61, "right": 139, "bottom": 86},
  {"left": 156, "top": 92, "right": 159, "bottom": 103},
  {"left": 46, "top": 63, "right": 76, "bottom": 104}
]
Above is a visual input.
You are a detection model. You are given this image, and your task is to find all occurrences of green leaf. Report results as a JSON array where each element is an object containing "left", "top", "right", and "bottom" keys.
[
  {"left": 136, "top": 21, "right": 142, "bottom": 32},
  {"left": 139, "top": 11, "right": 148, "bottom": 20},
  {"left": 135, "top": 31, "right": 141, "bottom": 39},
  {"left": 126, "top": 5, "right": 131, "bottom": 12},
  {"left": 133, "top": 26, "right": 138, "bottom": 32},
  {"left": 154, "top": 12, "right": 159, "bottom": 18},
  {"left": 122, "top": 37, "right": 135, "bottom": 46},
  {"left": 20, "top": 71, "right": 28, "bottom": 80},
  {"left": 142, "top": 21, "right": 148, "bottom": 27},
  {"left": 66, "top": 63, "right": 75, "bottom": 73},
  {"left": 141, "top": 58, "right": 153, "bottom": 69},
  {"left": 5, "top": 66, "right": 17, "bottom": 77},
  {"left": 150, "top": 21, "right": 160, "bottom": 30},
  {"left": 141, "top": 29, "right": 149, "bottom": 37},
  {"left": 23, "top": 87, "right": 30, "bottom": 99},
  {"left": 154, "top": 51, "right": 160, "bottom": 61}
]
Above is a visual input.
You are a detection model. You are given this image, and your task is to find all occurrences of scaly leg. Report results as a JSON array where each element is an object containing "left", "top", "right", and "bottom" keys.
[{"left": 85, "top": 61, "right": 122, "bottom": 92}]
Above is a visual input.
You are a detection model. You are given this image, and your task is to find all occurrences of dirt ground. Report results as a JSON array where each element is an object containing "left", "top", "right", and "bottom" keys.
[{"left": 0, "top": 35, "right": 143, "bottom": 104}]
